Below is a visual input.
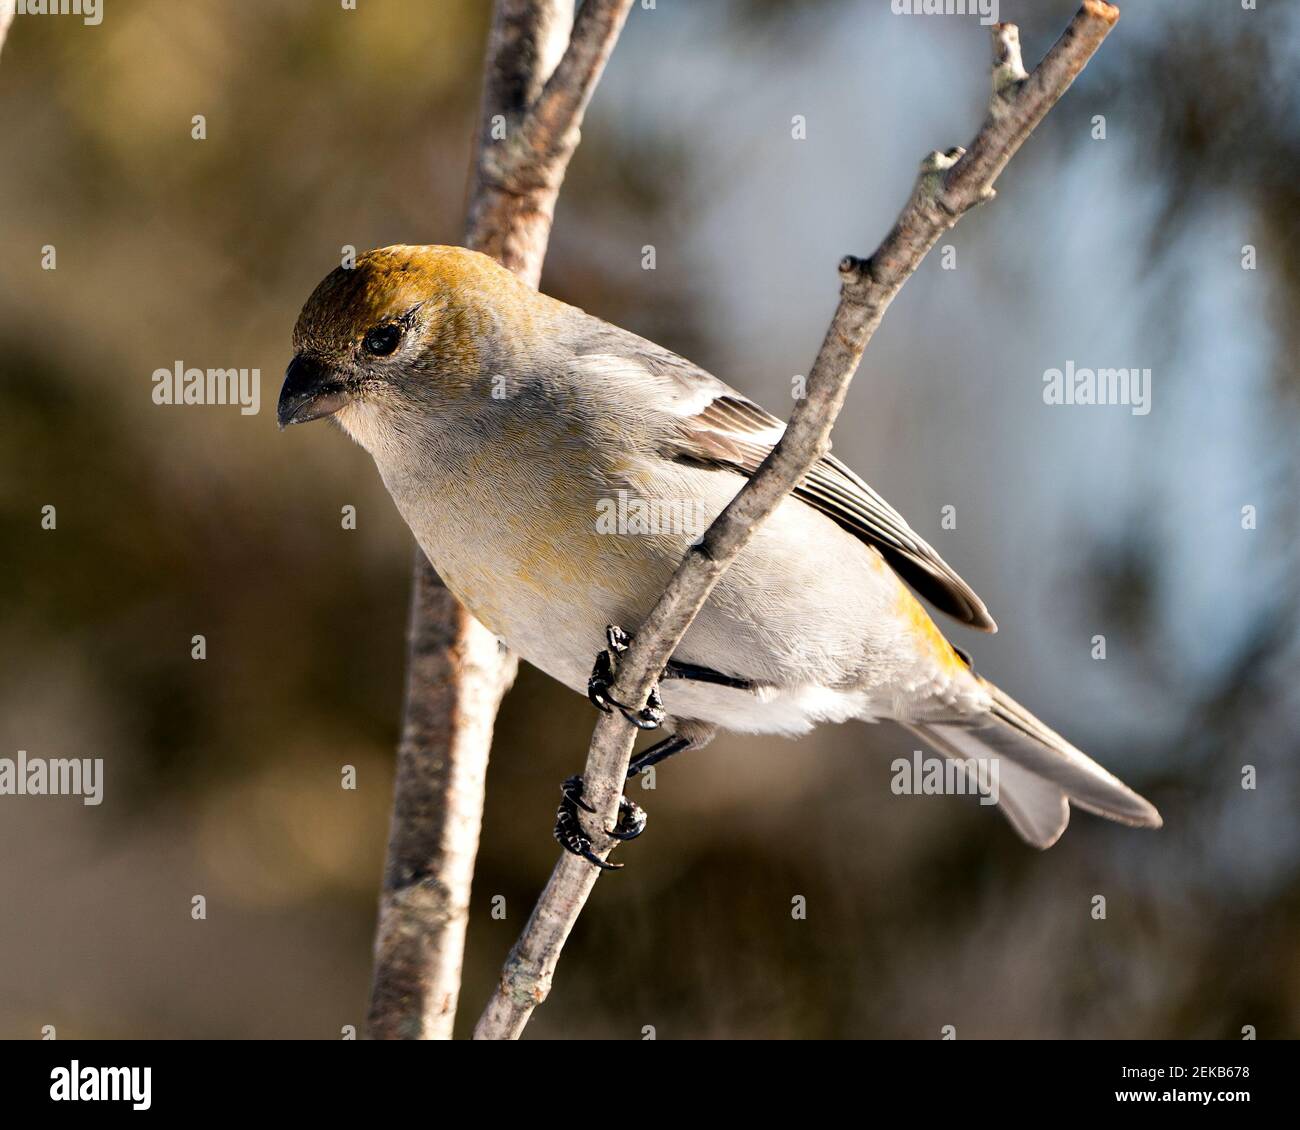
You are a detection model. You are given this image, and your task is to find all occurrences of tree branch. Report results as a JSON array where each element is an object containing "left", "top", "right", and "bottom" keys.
[
  {"left": 366, "top": 0, "right": 634, "bottom": 1040},
  {"left": 467, "top": 0, "right": 636, "bottom": 287},
  {"left": 0, "top": 1, "right": 15, "bottom": 62},
  {"left": 473, "top": 0, "right": 1121, "bottom": 1041}
]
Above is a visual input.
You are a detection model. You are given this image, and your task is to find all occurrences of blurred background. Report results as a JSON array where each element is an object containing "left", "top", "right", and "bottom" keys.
[{"left": 1, "top": 0, "right": 1296, "bottom": 1039}]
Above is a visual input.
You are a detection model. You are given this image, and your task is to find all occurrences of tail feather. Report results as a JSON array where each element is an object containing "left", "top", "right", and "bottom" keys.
[
  {"left": 906, "top": 723, "right": 1071, "bottom": 848},
  {"left": 906, "top": 679, "right": 1162, "bottom": 850}
]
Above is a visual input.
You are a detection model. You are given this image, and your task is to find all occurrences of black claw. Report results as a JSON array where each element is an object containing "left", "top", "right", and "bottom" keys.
[
  {"left": 616, "top": 684, "right": 664, "bottom": 730},
  {"left": 560, "top": 773, "right": 596, "bottom": 813},
  {"left": 554, "top": 774, "right": 626, "bottom": 870},
  {"left": 606, "top": 795, "right": 647, "bottom": 841},
  {"left": 605, "top": 625, "right": 632, "bottom": 654},
  {"left": 587, "top": 650, "right": 617, "bottom": 713}
]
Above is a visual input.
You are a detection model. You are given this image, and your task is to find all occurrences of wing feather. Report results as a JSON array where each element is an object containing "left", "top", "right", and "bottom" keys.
[{"left": 570, "top": 342, "right": 997, "bottom": 632}]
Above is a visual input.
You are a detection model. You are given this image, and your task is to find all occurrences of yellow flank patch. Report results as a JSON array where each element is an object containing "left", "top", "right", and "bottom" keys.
[
  {"left": 896, "top": 586, "right": 967, "bottom": 674},
  {"left": 510, "top": 507, "right": 607, "bottom": 596}
]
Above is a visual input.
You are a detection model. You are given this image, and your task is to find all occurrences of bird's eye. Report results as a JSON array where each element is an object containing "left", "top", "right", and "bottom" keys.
[{"left": 362, "top": 324, "right": 402, "bottom": 356}]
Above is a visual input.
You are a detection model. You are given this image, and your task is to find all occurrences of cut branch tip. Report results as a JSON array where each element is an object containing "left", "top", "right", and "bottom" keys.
[
  {"left": 838, "top": 254, "right": 873, "bottom": 291},
  {"left": 920, "top": 147, "right": 964, "bottom": 175},
  {"left": 1083, "top": 0, "right": 1121, "bottom": 25}
]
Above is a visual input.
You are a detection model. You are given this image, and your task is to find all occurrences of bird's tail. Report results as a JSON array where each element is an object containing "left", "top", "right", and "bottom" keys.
[{"left": 904, "top": 678, "right": 1162, "bottom": 849}]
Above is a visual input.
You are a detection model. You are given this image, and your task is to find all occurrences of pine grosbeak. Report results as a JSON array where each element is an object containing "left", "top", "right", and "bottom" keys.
[{"left": 280, "top": 244, "right": 1161, "bottom": 855}]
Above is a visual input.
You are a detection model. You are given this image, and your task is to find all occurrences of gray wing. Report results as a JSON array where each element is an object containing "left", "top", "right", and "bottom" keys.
[{"left": 572, "top": 336, "right": 997, "bottom": 633}]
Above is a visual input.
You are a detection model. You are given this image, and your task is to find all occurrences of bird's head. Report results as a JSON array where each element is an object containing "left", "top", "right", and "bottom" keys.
[{"left": 279, "top": 244, "right": 536, "bottom": 440}]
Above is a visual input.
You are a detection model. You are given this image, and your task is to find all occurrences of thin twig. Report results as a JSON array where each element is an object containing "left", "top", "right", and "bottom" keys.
[
  {"left": 513, "top": 0, "right": 635, "bottom": 186},
  {"left": 367, "top": 0, "right": 635, "bottom": 1040},
  {"left": 473, "top": 0, "right": 1121, "bottom": 1041}
]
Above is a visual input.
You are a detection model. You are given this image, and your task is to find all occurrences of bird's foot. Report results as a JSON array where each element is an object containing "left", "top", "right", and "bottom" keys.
[
  {"left": 587, "top": 625, "right": 666, "bottom": 730},
  {"left": 553, "top": 774, "right": 647, "bottom": 870}
]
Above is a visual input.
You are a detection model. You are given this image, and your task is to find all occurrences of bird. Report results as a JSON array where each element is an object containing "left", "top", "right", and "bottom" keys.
[{"left": 280, "top": 243, "right": 1161, "bottom": 864}]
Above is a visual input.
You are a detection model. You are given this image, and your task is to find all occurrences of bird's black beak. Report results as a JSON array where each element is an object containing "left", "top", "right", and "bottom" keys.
[{"left": 278, "top": 354, "right": 350, "bottom": 428}]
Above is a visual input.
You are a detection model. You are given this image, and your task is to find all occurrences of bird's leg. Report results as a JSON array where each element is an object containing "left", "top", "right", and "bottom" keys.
[
  {"left": 587, "top": 625, "right": 753, "bottom": 729},
  {"left": 553, "top": 774, "right": 647, "bottom": 870},
  {"left": 627, "top": 720, "right": 716, "bottom": 783},
  {"left": 661, "top": 659, "right": 754, "bottom": 692},
  {"left": 626, "top": 733, "right": 692, "bottom": 778}
]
